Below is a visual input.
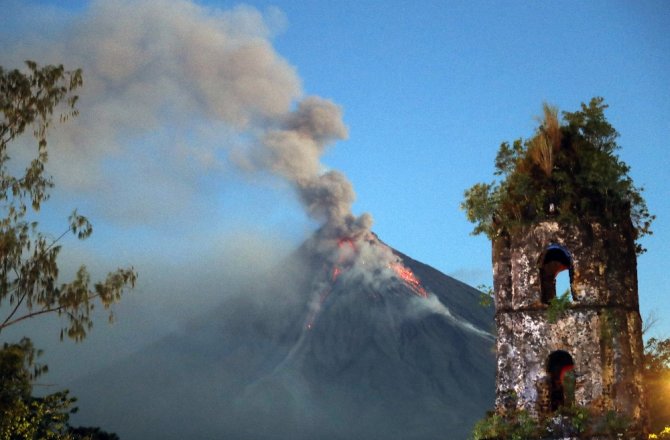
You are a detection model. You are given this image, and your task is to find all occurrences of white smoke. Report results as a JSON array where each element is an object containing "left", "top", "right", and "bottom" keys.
[
  {"left": 2, "top": 0, "right": 431, "bottom": 334},
  {"left": 0, "top": 1, "right": 287, "bottom": 220},
  {"left": 412, "top": 294, "right": 495, "bottom": 340},
  {"left": 2, "top": 0, "right": 381, "bottom": 251},
  {"left": 252, "top": 96, "right": 371, "bottom": 232}
]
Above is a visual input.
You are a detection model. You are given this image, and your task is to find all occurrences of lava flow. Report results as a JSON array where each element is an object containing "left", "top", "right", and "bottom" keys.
[
  {"left": 390, "top": 262, "right": 428, "bottom": 298},
  {"left": 305, "top": 238, "right": 356, "bottom": 330}
]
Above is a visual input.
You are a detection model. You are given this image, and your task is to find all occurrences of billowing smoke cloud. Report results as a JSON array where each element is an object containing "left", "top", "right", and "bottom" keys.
[
  {"left": 3, "top": 0, "right": 408, "bottom": 319},
  {"left": 3, "top": 0, "right": 373, "bottom": 238},
  {"left": 2, "top": 0, "right": 293, "bottom": 222},
  {"left": 252, "top": 96, "right": 372, "bottom": 234},
  {"left": 1, "top": 0, "right": 423, "bottom": 382},
  {"left": 1, "top": 0, "right": 452, "bottom": 348},
  {"left": 2, "top": 6, "right": 498, "bottom": 439}
]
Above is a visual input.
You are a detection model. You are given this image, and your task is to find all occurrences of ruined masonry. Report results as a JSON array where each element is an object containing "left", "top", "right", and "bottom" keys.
[{"left": 493, "top": 217, "right": 647, "bottom": 433}]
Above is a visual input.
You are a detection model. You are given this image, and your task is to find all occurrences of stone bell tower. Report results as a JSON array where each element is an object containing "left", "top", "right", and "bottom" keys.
[{"left": 493, "top": 216, "right": 647, "bottom": 434}]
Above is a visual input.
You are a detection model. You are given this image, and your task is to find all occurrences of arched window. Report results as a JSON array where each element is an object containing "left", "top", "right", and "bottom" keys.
[
  {"left": 546, "top": 350, "right": 575, "bottom": 411},
  {"left": 540, "top": 244, "right": 573, "bottom": 304}
]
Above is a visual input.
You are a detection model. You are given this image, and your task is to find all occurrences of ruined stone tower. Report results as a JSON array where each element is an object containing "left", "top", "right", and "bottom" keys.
[{"left": 493, "top": 216, "right": 648, "bottom": 433}]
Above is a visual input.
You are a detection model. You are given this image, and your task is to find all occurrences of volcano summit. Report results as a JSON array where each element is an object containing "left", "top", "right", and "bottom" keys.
[{"left": 71, "top": 232, "right": 495, "bottom": 440}]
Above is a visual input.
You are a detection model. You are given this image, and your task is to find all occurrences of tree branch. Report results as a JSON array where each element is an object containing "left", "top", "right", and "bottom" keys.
[
  {"left": 1, "top": 287, "right": 28, "bottom": 327},
  {"left": 0, "top": 292, "right": 102, "bottom": 332},
  {"left": 1, "top": 224, "right": 73, "bottom": 312}
]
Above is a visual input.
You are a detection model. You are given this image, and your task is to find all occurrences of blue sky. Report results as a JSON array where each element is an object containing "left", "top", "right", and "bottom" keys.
[
  {"left": 250, "top": 0, "right": 670, "bottom": 335},
  {"left": 1, "top": 0, "right": 669, "bottom": 356}
]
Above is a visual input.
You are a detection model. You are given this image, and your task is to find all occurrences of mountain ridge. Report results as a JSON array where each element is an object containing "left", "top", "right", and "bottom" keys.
[{"left": 70, "top": 235, "right": 495, "bottom": 440}]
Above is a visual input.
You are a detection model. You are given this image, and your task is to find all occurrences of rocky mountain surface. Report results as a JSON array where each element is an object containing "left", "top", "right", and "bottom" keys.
[{"left": 71, "top": 235, "right": 495, "bottom": 440}]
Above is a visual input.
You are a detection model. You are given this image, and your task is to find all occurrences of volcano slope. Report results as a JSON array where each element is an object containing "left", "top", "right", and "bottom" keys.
[{"left": 71, "top": 234, "right": 495, "bottom": 440}]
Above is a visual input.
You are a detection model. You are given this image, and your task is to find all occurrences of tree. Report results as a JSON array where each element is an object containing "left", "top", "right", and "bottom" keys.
[
  {"left": 644, "top": 337, "right": 670, "bottom": 433},
  {"left": 0, "top": 338, "right": 119, "bottom": 439},
  {"left": 461, "top": 98, "right": 654, "bottom": 254},
  {"left": 1, "top": 338, "right": 75, "bottom": 439},
  {"left": 0, "top": 61, "right": 136, "bottom": 437},
  {"left": 0, "top": 61, "right": 136, "bottom": 340}
]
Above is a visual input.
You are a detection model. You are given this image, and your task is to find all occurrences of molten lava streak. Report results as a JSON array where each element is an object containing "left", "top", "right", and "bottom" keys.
[
  {"left": 305, "top": 237, "right": 429, "bottom": 330},
  {"left": 305, "top": 238, "right": 356, "bottom": 330},
  {"left": 390, "top": 263, "right": 428, "bottom": 298}
]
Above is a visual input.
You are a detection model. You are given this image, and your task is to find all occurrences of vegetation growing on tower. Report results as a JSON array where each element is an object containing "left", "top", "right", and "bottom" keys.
[{"left": 461, "top": 97, "right": 654, "bottom": 254}]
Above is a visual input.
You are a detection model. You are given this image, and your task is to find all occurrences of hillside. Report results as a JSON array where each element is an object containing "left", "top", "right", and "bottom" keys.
[{"left": 71, "top": 235, "right": 495, "bottom": 440}]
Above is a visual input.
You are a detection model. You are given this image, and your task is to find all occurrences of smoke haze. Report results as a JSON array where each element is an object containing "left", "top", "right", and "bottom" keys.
[
  {"left": 3, "top": 0, "right": 300, "bottom": 220},
  {"left": 66, "top": 237, "right": 495, "bottom": 440},
  {"left": 2, "top": 0, "right": 376, "bottom": 235},
  {"left": 1, "top": 0, "right": 335, "bottom": 386},
  {"left": 1, "top": 2, "right": 496, "bottom": 438},
  {"left": 0, "top": 0, "right": 402, "bottom": 396}
]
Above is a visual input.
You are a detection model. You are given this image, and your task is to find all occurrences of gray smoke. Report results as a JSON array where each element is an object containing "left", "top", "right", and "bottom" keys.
[
  {"left": 0, "top": 1, "right": 272, "bottom": 221},
  {"left": 254, "top": 96, "right": 372, "bottom": 234},
  {"left": 2, "top": 0, "right": 371, "bottom": 238},
  {"left": 1, "top": 5, "right": 498, "bottom": 440},
  {"left": 1, "top": 0, "right": 417, "bottom": 383}
]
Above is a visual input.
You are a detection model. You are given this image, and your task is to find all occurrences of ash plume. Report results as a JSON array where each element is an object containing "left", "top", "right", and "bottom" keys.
[
  {"left": 1, "top": 2, "right": 428, "bottom": 351},
  {"left": 2, "top": 0, "right": 374, "bottom": 244},
  {"left": 254, "top": 96, "right": 372, "bottom": 236},
  {"left": 2, "top": 0, "right": 303, "bottom": 222},
  {"left": 2, "top": 7, "right": 498, "bottom": 439},
  {"left": 0, "top": 0, "right": 432, "bottom": 339}
]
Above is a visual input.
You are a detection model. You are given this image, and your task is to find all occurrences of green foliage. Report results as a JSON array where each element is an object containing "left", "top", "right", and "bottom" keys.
[
  {"left": 0, "top": 338, "right": 43, "bottom": 413},
  {"left": 477, "top": 284, "right": 494, "bottom": 307},
  {"left": 598, "top": 410, "right": 633, "bottom": 439},
  {"left": 649, "top": 426, "right": 670, "bottom": 439},
  {"left": 1, "top": 390, "right": 77, "bottom": 440},
  {"left": 0, "top": 338, "right": 74, "bottom": 440},
  {"left": 546, "top": 289, "right": 571, "bottom": 323},
  {"left": 472, "top": 411, "right": 504, "bottom": 439},
  {"left": 0, "top": 60, "right": 129, "bottom": 439},
  {"left": 471, "top": 408, "right": 543, "bottom": 440},
  {"left": 564, "top": 404, "right": 590, "bottom": 434},
  {"left": 68, "top": 427, "right": 119, "bottom": 440},
  {"left": 462, "top": 98, "right": 654, "bottom": 254},
  {"left": 644, "top": 337, "right": 670, "bottom": 374},
  {"left": 0, "top": 61, "right": 136, "bottom": 341},
  {"left": 545, "top": 404, "right": 591, "bottom": 438},
  {"left": 463, "top": 183, "right": 499, "bottom": 238},
  {"left": 471, "top": 405, "right": 636, "bottom": 440},
  {"left": 471, "top": 410, "right": 534, "bottom": 440},
  {"left": 644, "top": 337, "right": 670, "bottom": 433},
  {"left": 0, "top": 339, "right": 118, "bottom": 440}
]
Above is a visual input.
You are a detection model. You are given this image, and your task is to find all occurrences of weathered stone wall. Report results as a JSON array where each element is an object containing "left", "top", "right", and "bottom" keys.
[
  {"left": 495, "top": 221, "right": 639, "bottom": 311},
  {"left": 493, "top": 220, "right": 647, "bottom": 433},
  {"left": 495, "top": 310, "right": 644, "bottom": 417}
]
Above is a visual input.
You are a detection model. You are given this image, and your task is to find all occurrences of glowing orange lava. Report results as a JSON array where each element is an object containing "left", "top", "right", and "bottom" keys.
[
  {"left": 390, "top": 263, "right": 428, "bottom": 298},
  {"left": 305, "top": 238, "right": 356, "bottom": 330},
  {"left": 305, "top": 238, "right": 429, "bottom": 330},
  {"left": 337, "top": 237, "right": 355, "bottom": 250}
]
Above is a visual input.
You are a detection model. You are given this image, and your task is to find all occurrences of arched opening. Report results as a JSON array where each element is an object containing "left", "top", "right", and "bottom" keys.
[
  {"left": 546, "top": 350, "right": 575, "bottom": 411},
  {"left": 540, "top": 244, "right": 573, "bottom": 304}
]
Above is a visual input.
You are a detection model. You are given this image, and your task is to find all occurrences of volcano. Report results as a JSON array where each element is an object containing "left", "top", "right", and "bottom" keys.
[{"left": 71, "top": 233, "right": 495, "bottom": 440}]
